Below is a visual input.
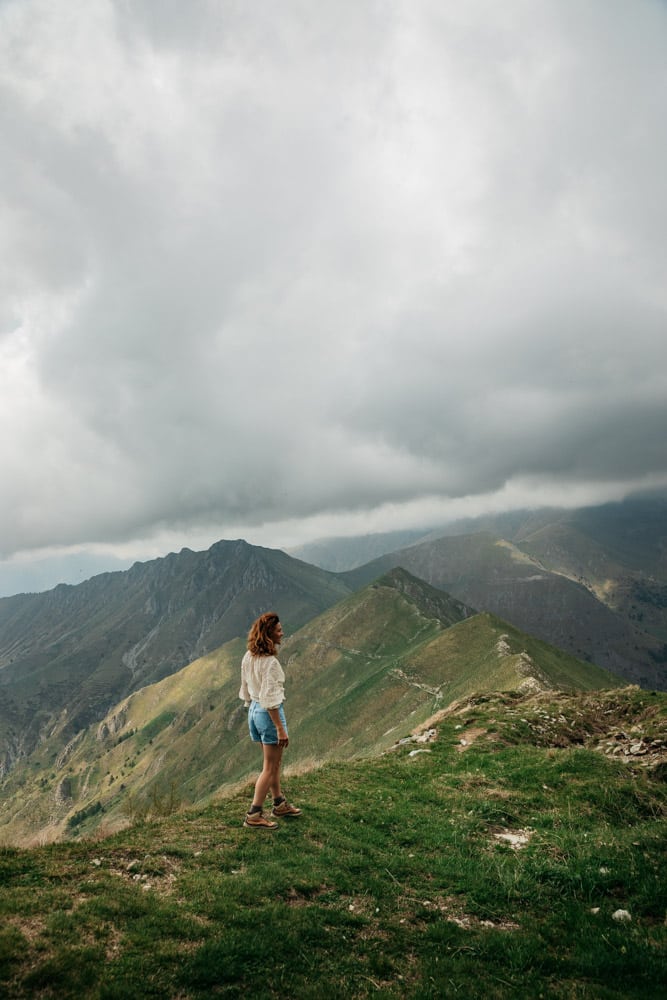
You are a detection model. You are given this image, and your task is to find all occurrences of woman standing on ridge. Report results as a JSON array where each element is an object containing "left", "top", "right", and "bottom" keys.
[{"left": 239, "top": 611, "right": 302, "bottom": 829}]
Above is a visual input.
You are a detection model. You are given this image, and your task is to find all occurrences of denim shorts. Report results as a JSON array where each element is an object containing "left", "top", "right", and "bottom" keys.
[{"left": 248, "top": 701, "right": 287, "bottom": 745}]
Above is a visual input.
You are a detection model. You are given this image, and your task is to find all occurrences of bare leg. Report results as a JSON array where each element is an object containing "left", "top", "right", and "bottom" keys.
[{"left": 251, "top": 743, "right": 284, "bottom": 808}]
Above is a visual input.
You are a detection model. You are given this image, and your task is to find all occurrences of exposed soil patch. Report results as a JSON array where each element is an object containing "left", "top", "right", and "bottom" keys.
[
  {"left": 5, "top": 915, "right": 45, "bottom": 944},
  {"left": 455, "top": 726, "right": 487, "bottom": 751}
]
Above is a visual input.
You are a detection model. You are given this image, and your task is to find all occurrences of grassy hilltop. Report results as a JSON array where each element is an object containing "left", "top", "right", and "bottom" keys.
[{"left": 0, "top": 686, "right": 665, "bottom": 999}]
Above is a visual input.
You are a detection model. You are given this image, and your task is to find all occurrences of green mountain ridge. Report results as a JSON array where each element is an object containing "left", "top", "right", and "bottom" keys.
[
  {"left": 0, "top": 569, "right": 616, "bottom": 847},
  {"left": 341, "top": 529, "right": 666, "bottom": 689},
  {"left": 295, "top": 499, "right": 667, "bottom": 688}
]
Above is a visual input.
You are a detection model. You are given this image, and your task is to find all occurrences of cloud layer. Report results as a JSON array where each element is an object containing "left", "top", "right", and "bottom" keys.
[{"left": 2, "top": 0, "right": 666, "bottom": 562}]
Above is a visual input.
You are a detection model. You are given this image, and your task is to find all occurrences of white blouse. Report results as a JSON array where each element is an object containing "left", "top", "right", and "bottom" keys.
[{"left": 239, "top": 651, "right": 285, "bottom": 710}]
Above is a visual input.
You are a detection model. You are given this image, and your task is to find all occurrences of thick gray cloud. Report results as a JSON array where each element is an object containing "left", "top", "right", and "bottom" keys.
[{"left": 1, "top": 0, "right": 666, "bottom": 571}]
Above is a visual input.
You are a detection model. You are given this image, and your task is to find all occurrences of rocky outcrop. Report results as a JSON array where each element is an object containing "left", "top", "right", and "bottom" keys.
[
  {"left": 596, "top": 731, "right": 666, "bottom": 765},
  {"left": 55, "top": 777, "right": 73, "bottom": 805},
  {"left": 55, "top": 731, "right": 85, "bottom": 769},
  {"left": 0, "top": 734, "right": 26, "bottom": 781},
  {"left": 97, "top": 708, "right": 128, "bottom": 742}
]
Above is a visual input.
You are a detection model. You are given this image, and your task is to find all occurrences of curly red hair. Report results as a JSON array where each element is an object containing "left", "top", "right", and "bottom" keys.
[{"left": 247, "top": 611, "right": 281, "bottom": 656}]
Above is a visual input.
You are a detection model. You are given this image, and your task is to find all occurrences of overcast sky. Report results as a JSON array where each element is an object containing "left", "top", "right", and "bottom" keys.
[{"left": 1, "top": 0, "right": 666, "bottom": 595}]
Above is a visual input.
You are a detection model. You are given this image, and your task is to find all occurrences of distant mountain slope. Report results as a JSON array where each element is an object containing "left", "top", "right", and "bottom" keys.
[
  {"left": 514, "top": 508, "right": 667, "bottom": 646},
  {"left": 293, "top": 498, "right": 667, "bottom": 665},
  {"left": 412, "top": 498, "right": 667, "bottom": 578},
  {"left": 341, "top": 532, "right": 665, "bottom": 689},
  {"left": 292, "top": 498, "right": 667, "bottom": 585},
  {"left": 0, "top": 568, "right": 615, "bottom": 846},
  {"left": 0, "top": 539, "right": 351, "bottom": 778},
  {"left": 289, "top": 528, "right": 431, "bottom": 571}
]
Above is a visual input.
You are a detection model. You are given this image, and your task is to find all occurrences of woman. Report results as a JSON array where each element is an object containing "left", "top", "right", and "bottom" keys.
[{"left": 239, "top": 611, "right": 302, "bottom": 829}]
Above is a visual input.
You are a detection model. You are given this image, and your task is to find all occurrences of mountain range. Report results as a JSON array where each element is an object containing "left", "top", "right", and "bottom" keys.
[
  {"left": 0, "top": 568, "right": 615, "bottom": 845},
  {"left": 0, "top": 539, "right": 349, "bottom": 778},
  {"left": 299, "top": 499, "right": 667, "bottom": 689},
  {"left": 1, "top": 497, "right": 666, "bottom": 845}
]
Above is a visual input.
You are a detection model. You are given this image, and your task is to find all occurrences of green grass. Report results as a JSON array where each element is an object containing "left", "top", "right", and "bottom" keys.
[{"left": 0, "top": 689, "right": 665, "bottom": 998}]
